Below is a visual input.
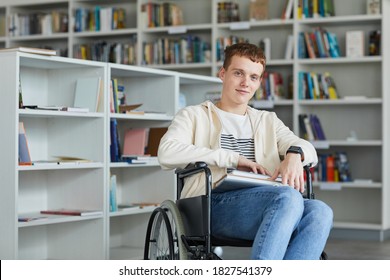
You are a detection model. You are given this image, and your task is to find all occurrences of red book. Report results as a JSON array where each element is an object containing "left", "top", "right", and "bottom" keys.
[{"left": 326, "top": 155, "right": 335, "bottom": 182}]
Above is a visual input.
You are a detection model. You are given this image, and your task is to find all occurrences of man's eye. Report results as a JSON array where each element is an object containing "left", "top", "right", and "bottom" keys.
[
  {"left": 234, "top": 71, "right": 242, "bottom": 76},
  {"left": 251, "top": 76, "right": 259, "bottom": 81}
]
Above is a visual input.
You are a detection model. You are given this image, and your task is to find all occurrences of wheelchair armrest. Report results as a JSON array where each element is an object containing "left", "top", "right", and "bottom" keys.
[
  {"left": 175, "top": 161, "right": 212, "bottom": 200},
  {"left": 175, "top": 161, "right": 209, "bottom": 178},
  {"left": 304, "top": 164, "right": 315, "bottom": 199}
]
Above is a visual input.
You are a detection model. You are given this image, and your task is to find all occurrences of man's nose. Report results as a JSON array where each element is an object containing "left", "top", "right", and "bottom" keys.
[{"left": 240, "top": 75, "right": 249, "bottom": 86}]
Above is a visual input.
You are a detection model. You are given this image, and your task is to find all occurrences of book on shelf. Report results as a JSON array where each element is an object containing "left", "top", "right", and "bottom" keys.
[
  {"left": 118, "top": 202, "right": 159, "bottom": 210},
  {"left": 282, "top": 0, "right": 294, "bottom": 19},
  {"left": 40, "top": 209, "right": 102, "bottom": 216},
  {"left": 367, "top": 0, "right": 381, "bottom": 15},
  {"left": 19, "top": 78, "right": 23, "bottom": 109},
  {"left": 259, "top": 37, "right": 271, "bottom": 61},
  {"left": 18, "top": 216, "right": 48, "bottom": 222},
  {"left": 122, "top": 128, "right": 148, "bottom": 156},
  {"left": 369, "top": 30, "right": 381, "bottom": 56},
  {"left": 35, "top": 106, "right": 89, "bottom": 113},
  {"left": 316, "top": 152, "right": 352, "bottom": 182},
  {"left": 0, "top": 47, "right": 57, "bottom": 56},
  {"left": 118, "top": 103, "right": 143, "bottom": 114},
  {"left": 299, "top": 114, "right": 326, "bottom": 141},
  {"left": 217, "top": 1, "right": 241, "bottom": 23},
  {"left": 73, "top": 77, "right": 103, "bottom": 113},
  {"left": 335, "top": 152, "right": 352, "bottom": 182},
  {"left": 18, "top": 122, "right": 32, "bottom": 166},
  {"left": 249, "top": 0, "right": 269, "bottom": 21},
  {"left": 346, "top": 30, "right": 365, "bottom": 58},
  {"left": 145, "top": 127, "right": 168, "bottom": 156},
  {"left": 53, "top": 156, "right": 92, "bottom": 165},
  {"left": 109, "top": 174, "right": 118, "bottom": 212},
  {"left": 110, "top": 119, "right": 121, "bottom": 162},
  {"left": 213, "top": 169, "right": 286, "bottom": 193},
  {"left": 121, "top": 155, "right": 159, "bottom": 164},
  {"left": 32, "top": 160, "right": 59, "bottom": 166},
  {"left": 299, "top": 71, "right": 338, "bottom": 100}
]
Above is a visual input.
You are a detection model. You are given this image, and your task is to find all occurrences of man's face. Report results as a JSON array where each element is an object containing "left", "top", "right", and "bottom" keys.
[{"left": 219, "top": 55, "right": 263, "bottom": 106}]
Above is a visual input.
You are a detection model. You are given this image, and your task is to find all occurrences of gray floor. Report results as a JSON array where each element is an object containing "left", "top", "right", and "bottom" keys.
[{"left": 222, "top": 238, "right": 390, "bottom": 260}]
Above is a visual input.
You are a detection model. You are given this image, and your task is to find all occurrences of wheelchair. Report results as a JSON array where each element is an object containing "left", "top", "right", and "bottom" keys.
[{"left": 144, "top": 161, "right": 328, "bottom": 260}]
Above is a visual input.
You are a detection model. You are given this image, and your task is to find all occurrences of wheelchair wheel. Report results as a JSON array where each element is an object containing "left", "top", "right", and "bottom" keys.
[{"left": 144, "top": 200, "right": 188, "bottom": 260}]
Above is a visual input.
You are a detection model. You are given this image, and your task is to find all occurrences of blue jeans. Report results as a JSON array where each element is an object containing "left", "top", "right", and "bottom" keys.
[{"left": 211, "top": 186, "right": 333, "bottom": 260}]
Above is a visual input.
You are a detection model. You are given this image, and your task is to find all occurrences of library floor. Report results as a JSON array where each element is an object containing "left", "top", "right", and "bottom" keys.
[{"left": 222, "top": 238, "right": 390, "bottom": 260}]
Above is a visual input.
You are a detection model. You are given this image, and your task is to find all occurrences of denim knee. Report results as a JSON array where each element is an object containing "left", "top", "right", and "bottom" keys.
[
  {"left": 274, "top": 187, "right": 305, "bottom": 218},
  {"left": 305, "top": 199, "right": 334, "bottom": 231}
]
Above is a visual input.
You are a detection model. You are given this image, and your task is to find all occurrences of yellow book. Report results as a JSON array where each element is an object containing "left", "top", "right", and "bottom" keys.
[
  {"left": 313, "top": 0, "right": 319, "bottom": 17},
  {"left": 324, "top": 72, "right": 338, "bottom": 99},
  {"left": 297, "top": 0, "right": 303, "bottom": 19}
]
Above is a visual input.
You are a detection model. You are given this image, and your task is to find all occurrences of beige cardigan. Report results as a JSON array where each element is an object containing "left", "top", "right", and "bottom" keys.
[{"left": 158, "top": 101, "right": 317, "bottom": 198}]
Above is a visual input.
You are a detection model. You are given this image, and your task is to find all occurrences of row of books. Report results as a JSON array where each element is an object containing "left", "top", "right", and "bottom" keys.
[
  {"left": 140, "top": 2, "right": 183, "bottom": 28},
  {"left": 109, "top": 78, "right": 126, "bottom": 114},
  {"left": 217, "top": 1, "right": 241, "bottom": 23},
  {"left": 8, "top": 11, "right": 68, "bottom": 37},
  {"left": 216, "top": 36, "right": 271, "bottom": 62},
  {"left": 297, "top": 0, "right": 335, "bottom": 19},
  {"left": 74, "top": 7, "right": 126, "bottom": 32},
  {"left": 142, "top": 36, "right": 211, "bottom": 65},
  {"left": 299, "top": 114, "right": 326, "bottom": 141},
  {"left": 110, "top": 122, "right": 166, "bottom": 163},
  {"left": 298, "top": 71, "right": 338, "bottom": 100},
  {"left": 73, "top": 37, "right": 137, "bottom": 64},
  {"left": 71, "top": 30, "right": 381, "bottom": 64},
  {"left": 256, "top": 71, "right": 286, "bottom": 101},
  {"left": 314, "top": 152, "right": 352, "bottom": 182},
  {"left": 298, "top": 28, "right": 340, "bottom": 59},
  {"left": 216, "top": 36, "right": 249, "bottom": 62}
]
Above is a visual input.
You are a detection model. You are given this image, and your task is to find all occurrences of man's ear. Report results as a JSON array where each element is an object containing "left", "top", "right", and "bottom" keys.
[{"left": 218, "top": 67, "right": 225, "bottom": 80}]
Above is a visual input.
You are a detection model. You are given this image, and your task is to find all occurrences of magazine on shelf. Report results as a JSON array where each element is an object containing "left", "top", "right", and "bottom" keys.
[
  {"left": 213, "top": 169, "right": 287, "bottom": 193},
  {"left": 0, "top": 47, "right": 57, "bottom": 56},
  {"left": 40, "top": 209, "right": 102, "bottom": 216}
]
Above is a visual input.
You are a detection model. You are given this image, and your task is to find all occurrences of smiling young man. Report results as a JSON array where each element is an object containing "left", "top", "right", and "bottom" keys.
[{"left": 158, "top": 42, "right": 333, "bottom": 260}]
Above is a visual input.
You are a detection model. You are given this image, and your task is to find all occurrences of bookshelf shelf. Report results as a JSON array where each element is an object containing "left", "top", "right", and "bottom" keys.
[{"left": 314, "top": 182, "right": 382, "bottom": 189}]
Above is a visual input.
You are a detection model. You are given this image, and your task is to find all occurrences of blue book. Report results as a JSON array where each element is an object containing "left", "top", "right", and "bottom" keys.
[
  {"left": 327, "top": 32, "right": 340, "bottom": 58},
  {"left": 110, "top": 119, "right": 120, "bottom": 162},
  {"left": 110, "top": 175, "right": 118, "bottom": 212}
]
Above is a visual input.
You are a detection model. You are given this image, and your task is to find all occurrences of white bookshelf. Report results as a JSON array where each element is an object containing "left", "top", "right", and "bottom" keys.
[
  {"left": 0, "top": 52, "right": 108, "bottom": 259},
  {"left": 0, "top": 51, "right": 221, "bottom": 259},
  {"left": 0, "top": 0, "right": 389, "bottom": 255}
]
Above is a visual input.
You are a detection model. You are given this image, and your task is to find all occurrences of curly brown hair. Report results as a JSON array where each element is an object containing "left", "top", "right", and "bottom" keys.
[{"left": 223, "top": 42, "right": 266, "bottom": 77}]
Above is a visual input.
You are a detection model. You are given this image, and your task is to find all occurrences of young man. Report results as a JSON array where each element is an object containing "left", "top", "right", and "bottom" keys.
[{"left": 158, "top": 42, "right": 333, "bottom": 260}]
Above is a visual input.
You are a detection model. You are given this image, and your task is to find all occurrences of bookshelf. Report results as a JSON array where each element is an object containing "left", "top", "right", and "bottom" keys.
[
  {"left": 0, "top": 0, "right": 389, "bottom": 252},
  {"left": 0, "top": 50, "right": 221, "bottom": 259}
]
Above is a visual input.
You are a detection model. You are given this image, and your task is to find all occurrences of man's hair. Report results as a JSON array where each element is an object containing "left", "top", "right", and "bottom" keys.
[{"left": 223, "top": 42, "right": 266, "bottom": 76}]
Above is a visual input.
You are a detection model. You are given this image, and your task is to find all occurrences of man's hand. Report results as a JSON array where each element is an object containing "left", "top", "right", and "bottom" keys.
[
  {"left": 237, "top": 155, "right": 271, "bottom": 176},
  {"left": 270, "top": 153, "right": 305, "bottom": 193}
]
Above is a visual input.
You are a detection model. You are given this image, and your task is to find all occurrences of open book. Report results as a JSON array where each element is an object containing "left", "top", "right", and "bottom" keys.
[{"left": 213, "top": 169, "right": 287, "bottom": 193}]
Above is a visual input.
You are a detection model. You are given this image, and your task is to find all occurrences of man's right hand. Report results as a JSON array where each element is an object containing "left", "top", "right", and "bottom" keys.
[{"left": 237, "top": 155, "right": 271, "bottom": 176}]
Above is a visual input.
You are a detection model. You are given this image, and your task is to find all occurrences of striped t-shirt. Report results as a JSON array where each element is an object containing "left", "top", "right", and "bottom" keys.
[{"left": 215, "top": 107, "right": 255, "bottom": 161}]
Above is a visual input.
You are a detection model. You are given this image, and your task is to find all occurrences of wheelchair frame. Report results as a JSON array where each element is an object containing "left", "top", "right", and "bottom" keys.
[{"left": 144, "top": 162, "right": 326, "bottom": 260}]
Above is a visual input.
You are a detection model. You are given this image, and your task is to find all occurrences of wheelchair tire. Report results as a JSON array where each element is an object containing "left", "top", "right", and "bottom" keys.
[{"left": 144, "top": 200, "right": 188, "bottom": 260}]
